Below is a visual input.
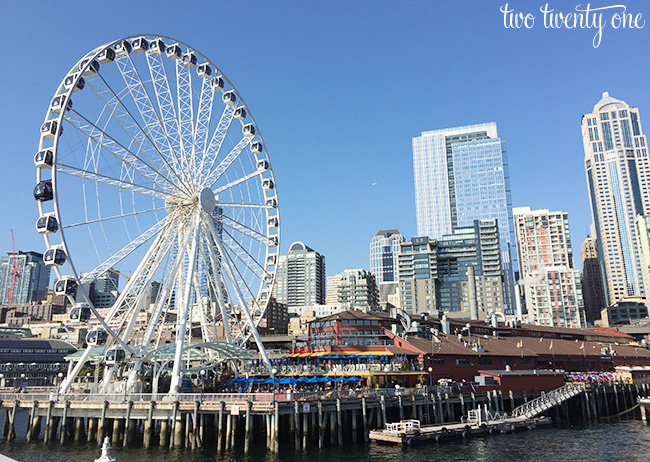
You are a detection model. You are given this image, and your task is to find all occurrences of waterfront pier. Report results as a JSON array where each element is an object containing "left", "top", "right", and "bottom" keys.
[{"left": 2, "top": 381, "right": 648, "bottom": 451}]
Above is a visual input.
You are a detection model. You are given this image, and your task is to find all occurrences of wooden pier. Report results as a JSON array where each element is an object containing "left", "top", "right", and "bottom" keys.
[{"left": 1, "top": 382, "right": 647, "bottom": 451}]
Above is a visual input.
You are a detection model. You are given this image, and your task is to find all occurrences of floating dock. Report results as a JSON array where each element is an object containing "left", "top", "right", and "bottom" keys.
[{"left": 369, "top": 409, "right": 552, "bottom": 445}]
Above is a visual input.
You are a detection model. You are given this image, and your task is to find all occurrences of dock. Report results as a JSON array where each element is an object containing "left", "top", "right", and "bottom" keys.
[{"left": 369, "top": 412, "right": 552, "bottom": 445}]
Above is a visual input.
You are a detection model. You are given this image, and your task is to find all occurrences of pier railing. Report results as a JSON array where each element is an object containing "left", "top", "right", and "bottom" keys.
[
  {"left": 511, "top": 383, "right": 584, "bottom": 419},
  {"left": 0, "top": 387, "right": 430, "bottom": 404}
]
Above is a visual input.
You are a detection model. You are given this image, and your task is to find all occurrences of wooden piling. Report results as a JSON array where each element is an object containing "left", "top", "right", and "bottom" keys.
[
  {"left": 8, "top": 400, "right": 18, "bottom": 442},
  {"left": 98, "top": 401, "right": 108, "bottom": 445},
  {"left": 336, "top": 398, "right": 343, "bottom": 445},
  {"left": 87, "top": 418, "right": 97, "bottom": 442},
  {"left": 60, "top": 401, "right": 69, "bottom": 444},
  {"left": 273, "top": 401, "right": 279, "bottom": 453},
  {"left": 159, "top": 419, "right": 169, "bottom": 447},
  {"left": 302, "top": 405, "right": 309, "bottom": 449},
  {"left": 318, "top": 400, "right": 324, "bottom": 449},
  {"left": 74, "top": 417, "right": 84, "bottom": 442},
  {"left": 216, "top": 401, "right": 224, "bottom": 451},
  {"left": 380, "top": 395, "right": 387, "bottom": 428},
  {"left": 245, "top": 400, "right": 253, "bottom": 454},
  {"left": 123, "top": 401, "right": 133, "bottom": 447},
  {"left": 351, "top": 408, "right": 358, "bottom": 444},
  {"left": 170, "top": 401, "right": 179, "bottom": 449},
  {"left": 293, "top": 401, "right": 300, "bottom": 451},
  {"left": 44, "top": 400, "right": 54, "bottom": 444}
]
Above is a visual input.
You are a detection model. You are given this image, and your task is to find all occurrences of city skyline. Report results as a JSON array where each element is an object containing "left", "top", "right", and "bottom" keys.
[{"left": 0, "top": 1, "right": 649, "bottom": 282}]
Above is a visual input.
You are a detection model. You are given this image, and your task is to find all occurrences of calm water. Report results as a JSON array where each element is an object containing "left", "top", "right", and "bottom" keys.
[{"left": 1, "top": 420, "right": 649, "bottom": 462}]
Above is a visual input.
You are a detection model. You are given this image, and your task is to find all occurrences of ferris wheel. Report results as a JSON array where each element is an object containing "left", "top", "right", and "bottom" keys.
[{"left": 33, "top": 35, "right": 279, "bottom": 394}]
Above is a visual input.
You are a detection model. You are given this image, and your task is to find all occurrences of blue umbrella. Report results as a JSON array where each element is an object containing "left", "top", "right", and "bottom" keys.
[
  {"left": 346, "top": 376, "right": 361, "bottom": 382},
  {"left": 345, "top": 354, "right": 356, "bottom": 359},
  {"left": 248, "top": 377, "right": 265, "bottom": 382},
  {"left": 296, "top": 376, "right": 310, "bottom": 382},
  {"left": 335, "top": 377, "right": 346, "bottom": 382},
  {"left": 229, "top": 377, "right": 247, "bottom": 383}
]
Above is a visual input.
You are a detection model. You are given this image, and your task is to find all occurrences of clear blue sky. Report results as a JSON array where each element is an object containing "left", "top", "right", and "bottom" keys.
[{"left": 1, "top": 0, "right": 649, "bottom": 279}]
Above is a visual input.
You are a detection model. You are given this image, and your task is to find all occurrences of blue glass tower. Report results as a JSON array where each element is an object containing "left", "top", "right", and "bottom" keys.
[{"left": 412, "top": 122, "right": 517, "bottom": 314}]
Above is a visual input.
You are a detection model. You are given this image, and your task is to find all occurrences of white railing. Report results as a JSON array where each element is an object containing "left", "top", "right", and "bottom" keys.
[{"left": 511, "top": 383, "right": 584, "bottom": 418}]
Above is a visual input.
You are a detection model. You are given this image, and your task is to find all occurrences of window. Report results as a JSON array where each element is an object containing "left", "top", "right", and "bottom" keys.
[
  {"left": 478, "top": 357, "right": 493, "bottom": 366},
  {"left": 456, "top": 358, "right": 471, "bottom": 366}
]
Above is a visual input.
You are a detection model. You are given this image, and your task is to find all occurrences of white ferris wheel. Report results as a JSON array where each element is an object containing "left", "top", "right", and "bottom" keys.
[{"left": 33, "top": 35, "right": 279, "bottom": 394}]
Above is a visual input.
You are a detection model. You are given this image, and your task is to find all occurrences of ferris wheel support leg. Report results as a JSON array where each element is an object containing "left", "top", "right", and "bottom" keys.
[
  {"left": 59, "top": 346, "right": 94, "bottom": 394},
  {"left": 208, "top": 221, "right": 273, "bottom": 376},
  {"left": 169, "top": 214, "right": 201, "bottom": 395}
]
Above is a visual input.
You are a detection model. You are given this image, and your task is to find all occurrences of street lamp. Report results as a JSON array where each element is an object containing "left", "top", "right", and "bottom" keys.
[
  {"left": 86, "top": 372, "right": 91, "bottom": 393},
  {"left": 271, "top": 367, "right": 278, "bottom": 403},
  {"left": 395, "top": 384, "right": 400, "bottom": 397},
  {"left": 200, "top": 369, "right": 206, "bottom": 402},
  {"left": 55, "top": 372, "right": 63, "bottom": 401},
  {"left": 428, "top": 366, "right": 433, "bottom": 391},
  {"left": 20, "top": 373, "right": 26, "bottom": 391}
]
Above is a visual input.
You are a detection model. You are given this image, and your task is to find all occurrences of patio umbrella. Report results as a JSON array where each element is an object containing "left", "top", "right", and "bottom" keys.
[
  {"left": 296, "top": 376, "right": 310, "bottom": 382},
  {"left": 229, "top": 377, "right": 248, "bottom": 383},
  {"left": 335, "top": 377, "right": 346, "bottom": 382},
  {"left": 345, "top": 355, "right": 356, "bottom": 359},
  {"left": 248, "top": 377, "right": 265, "bottom": 382},
  {"left": 346, "top": 377, "right": 361, "bottom": 382}
]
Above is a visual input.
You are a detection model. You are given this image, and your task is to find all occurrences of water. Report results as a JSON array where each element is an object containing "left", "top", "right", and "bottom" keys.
[{"left": 1, "top": 421, "right": 649, "bottom": 462}]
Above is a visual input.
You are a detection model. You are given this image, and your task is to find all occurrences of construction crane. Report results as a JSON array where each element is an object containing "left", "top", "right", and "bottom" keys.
[{"left": 7, "top": 229, "right": 21, "bottom": 305}]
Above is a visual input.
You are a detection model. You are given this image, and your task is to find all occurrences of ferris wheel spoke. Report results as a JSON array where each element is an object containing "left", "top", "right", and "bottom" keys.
[
  {"left": 205, "top": 137, "right": 252, "bottom": 189},
  {"left": 212, "top": 169, "right": 262, "bottom": 196},
  {"left": 212, "top": 231, "right": 268, "bottom": 346},
  {"left": 196, "top": 104, "right": 235, "bottom": 186},
  {"left": 63, "top": 110, "right": 176, "bottom": 193},
  {"left": 218, "top": 202, "right": 272, "bottom": 209},
  {"left": 219, "top": 213, "right": 269, "bottom": 244},
  {"left": 114, "top": 53, "right": 192, "bottom": 188},
  {"left": 144, "top": 51, "right": 186, "bottom": 176},
  {"left": 79, "top": 216, "right": 169, "bottom": 284},
  {"left": 87, "top": 74, "right": 189, "bottom": 192},
  {"left": 62, "top": 207, "right": 167, "bottom": 229},
  {"left": 200, "top": 228, "right": 234, "bottom": 343},
  {"left": 220, "top": 233, "right": 268, "bottom": 280},
  {"left": 176, "top": 58, "right": 195, "bottom": 176},
  {"left": 193, "top": 75, "right": 215, "bottom": 177},
  {"left": 56, "top": 163, "right": 178, "bottom": 202}
]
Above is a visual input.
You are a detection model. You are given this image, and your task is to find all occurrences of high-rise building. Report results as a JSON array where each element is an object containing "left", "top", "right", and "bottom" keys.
[
  {"left": 336, "top": 269, "right": 379, "bottom": 309},
  {"left": 412, "top": 122, "right": 517, "bottom": 313},
  {"left": 581, "top": 232, "right": 606, "bottom": 324},
  {"left": 582, "top": 92, "right": 650, "bottom": 304},
  {"left": 513, "top": 207, "right": 585, "bottom": 328},
  {"left": 274, "top": 242, "right": 326, "bottom": 307},
  {"left": 370, "top": 229, "right": 404, "bottom": 283},
  {"left": 0, "top": 251, "right": 50, "bottom": 305},
  {"left": 635, "top": 216, "right": 650, "bottom": 306},
  {"left": 95, "top": 270, "right": 119, "bottom": 293},
  {"left": 398, "top": 219, "right": 504, "bottom": 316},
  {"left": 326, "top": 275, "right": 342, "bottom": 305}
]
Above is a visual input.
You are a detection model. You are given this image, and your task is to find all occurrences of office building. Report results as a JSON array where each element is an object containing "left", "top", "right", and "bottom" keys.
[
  {"left": 412, "top": 122, "right": 517, "bottom": 313},
  {"left": 370, "top": 229, "right": 405, "bottom": 283},
  {"left": 513, "top": 207, "right": 585, "bottom": 328},
  {"left": 274, "top": 242, "right": 326, "bottom": 307},
  {"left": 398, "top": 219, "right": 504, "bottom": 316},
  {"left": 0, "top": 251, "right": 50, "bottom": 305},
  {"left": 581, "top": 233, "right": 607, "bottom": 324},
  {"left": 582, "top": 92, "right": 650, "bottom": 304}
]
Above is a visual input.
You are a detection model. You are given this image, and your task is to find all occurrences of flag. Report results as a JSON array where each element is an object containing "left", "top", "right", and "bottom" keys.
[
  {"left": 580, "top": 342, "right": 585, "bottom": 350},
  {"left": 517, "top": 341, "right": 522, "bottom": 348},
  {"left": 549, "top": 340, "right": 554, "bottom": 350}
]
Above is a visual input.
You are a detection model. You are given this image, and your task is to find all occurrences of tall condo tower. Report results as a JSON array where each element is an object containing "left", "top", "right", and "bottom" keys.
[
  {"left": 0, "top": 251, "right": 50, "bottom": 305},
  {"left": 274, "top": 241, "right": 326, "bottom": 306},
  {"left": 412, "top": 122, "right": 517, "bottom": 313},
  {"left": 370, "top": 229, "right": 405, "bottom": 283},
  {"left": 582, "top": 92, "right": 650, "bottom": 305},
  {"left": 513, "top": 207, "right": 585, "bottom": 328}
]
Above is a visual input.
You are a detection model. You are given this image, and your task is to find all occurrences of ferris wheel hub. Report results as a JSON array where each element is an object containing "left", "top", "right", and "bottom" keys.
[{"left": 199, "top": 187, "right": 217, "bottom": 214}]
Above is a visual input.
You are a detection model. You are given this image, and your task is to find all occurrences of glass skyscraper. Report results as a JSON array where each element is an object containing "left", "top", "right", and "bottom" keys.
[
  {"left": 412, "top": 122, "right": 517, "bottom": 313},
  {"left": 369, "top": 229, "right": 404, "bottom": 283},
  {"left": 582, "top": 92, "right": 650, "bottom": 304}
]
